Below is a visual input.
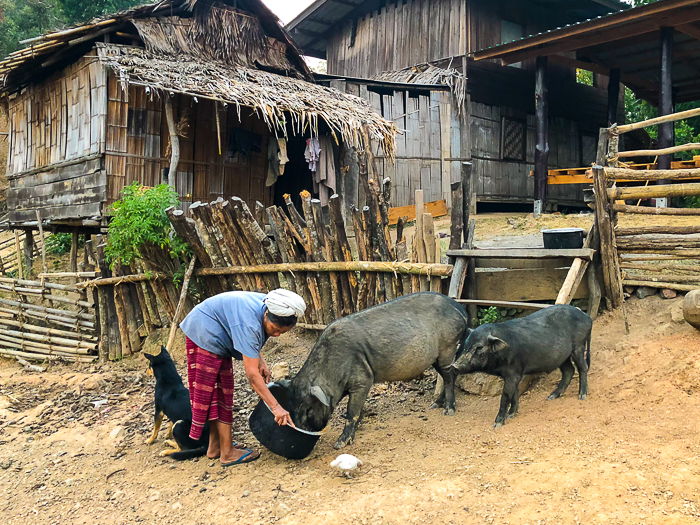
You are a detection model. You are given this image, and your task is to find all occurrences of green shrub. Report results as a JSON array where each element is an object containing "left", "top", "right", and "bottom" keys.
[
  {"left": 678, "top": 196, "right": 700, "bottom": 208},
  {"left": 105, "top": 182, "right": 189, "bottom": 267},
  {"left": 477, "top": 306, "right": 503, "bottom": 326},
  {"left": 45, "top": 233, "right": 73, "bottom": 255}
]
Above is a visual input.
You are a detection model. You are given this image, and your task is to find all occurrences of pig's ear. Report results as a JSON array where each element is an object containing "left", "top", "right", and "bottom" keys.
[
  {"left": 310, "top": 385, "right": 330, "bottom": 407},
  {"left": 487, "top": 334, "right": 508, "bottom": 352}
]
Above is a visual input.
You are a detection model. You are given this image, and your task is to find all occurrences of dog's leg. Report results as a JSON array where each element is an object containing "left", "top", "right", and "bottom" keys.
[
  {"left": 166, "top": 421, "right": 174, "bottom": 439},
  {"left": 145, "top": 411, "right": 164, "bottom": 445},
  {"left": 159, "top": 440, "right": 182, "bottom": 457}
]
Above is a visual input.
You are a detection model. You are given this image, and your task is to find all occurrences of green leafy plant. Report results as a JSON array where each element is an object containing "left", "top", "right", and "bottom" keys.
[
  {"left": 45, "top": 232, "right": 73, "bottom": 255},
  {"left": 105, "top": 182, "right": 189, "bottom": 267},
  {"left": 477, "top": 306, "right": 504, "bottom": 326}
]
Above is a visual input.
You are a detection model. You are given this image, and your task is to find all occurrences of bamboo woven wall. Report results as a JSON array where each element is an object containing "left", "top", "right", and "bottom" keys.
[
  {"left": 6, "top": 55, "right": 107, "bottom": 223},
  {"left": 105, "top": 78, "right": 272, "bottom": 207},
  {"left": 6, "top": 55, "right": 106, "bottom": 175}
]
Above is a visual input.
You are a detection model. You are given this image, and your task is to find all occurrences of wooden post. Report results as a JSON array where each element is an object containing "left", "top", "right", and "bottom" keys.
[
  {"left": 35, "top": 211, "right": 47, "bottom": 275},
  {"left": 657, "top": 27, "right": 674, "bottom": 178},
  {"left": 70, "top": 231, "right": 79, "bottom": 274},
  {"left": 165, "top": 96, "right": 180, "bottom": 185},
  {"left": 449, "top": 181, "right": 463, "bottom": 252},
  {"left": 592, "top": 165, "right": 624, "bottom": 309},
  {"left": 534, "top": 56, "right": 549, "bottom": 216},
  {"left": 461, "top": 161, "right": 472, "bottom": 245},
  {"left": 22, "top": 231, "right": 34, "bottom": 278},
  {"left": 13, "top": 231, "right": 23, "bottom": 279},
  {"left": 607, "top": 68, "right": 621, "bottom": 126}
]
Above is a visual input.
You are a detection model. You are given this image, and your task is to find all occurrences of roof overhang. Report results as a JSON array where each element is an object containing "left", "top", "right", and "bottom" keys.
[
  {"left": 286, "top": 0, "right": 628, "bottom": 60},
  {"left": 473, "top": 0, "right": 700, "bottom": 102}
]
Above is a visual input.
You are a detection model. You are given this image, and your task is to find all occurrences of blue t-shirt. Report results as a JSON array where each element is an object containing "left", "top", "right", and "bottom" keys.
[{"left": 180, "top": 291, "right": 267, "bottom": 360}]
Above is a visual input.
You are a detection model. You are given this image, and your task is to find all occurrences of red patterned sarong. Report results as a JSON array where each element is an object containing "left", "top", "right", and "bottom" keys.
[{"left": 185, "top": 337, "right": 234, "bottom": 440}]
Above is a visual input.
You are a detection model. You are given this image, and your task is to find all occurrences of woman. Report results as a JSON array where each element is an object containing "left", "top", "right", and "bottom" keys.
[{"left": 180, "top": 288, "right": 306, "bottom": 466}]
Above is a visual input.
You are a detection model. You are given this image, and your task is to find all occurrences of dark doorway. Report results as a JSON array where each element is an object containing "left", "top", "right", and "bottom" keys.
[{"left": 273, "top": 137, "right": 314, "bottom": 210}]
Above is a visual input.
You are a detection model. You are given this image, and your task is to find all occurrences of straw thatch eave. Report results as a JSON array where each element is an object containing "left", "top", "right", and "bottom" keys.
[
  {"left": 0, "top": 0, "right": 311, "bottom": 94},
  {"left": 96, "top": 43, "right": 397, "bottom": 158}
]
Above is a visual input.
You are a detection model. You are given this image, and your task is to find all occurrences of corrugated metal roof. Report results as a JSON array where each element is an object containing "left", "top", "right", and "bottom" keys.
[{"left": 286, "top": 0, "right": 628, "bottom": 59}]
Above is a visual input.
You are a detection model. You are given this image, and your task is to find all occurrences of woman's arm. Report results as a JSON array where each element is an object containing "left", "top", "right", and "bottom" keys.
[{"left": 242, "top": 355, "right": 295, "bottom": 427}]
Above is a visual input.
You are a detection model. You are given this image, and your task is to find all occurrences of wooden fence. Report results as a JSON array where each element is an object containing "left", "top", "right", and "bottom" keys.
[
  {"left": 166, "top": 179, "right": 452, "bottom": 327},
  {"left": 594, "top": 108, "right": 700, "bottom": 308}
]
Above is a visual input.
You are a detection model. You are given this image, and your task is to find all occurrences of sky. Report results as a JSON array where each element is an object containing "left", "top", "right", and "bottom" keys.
[{"left": 261, "top": 0, "right": 315, "bottom": 24}]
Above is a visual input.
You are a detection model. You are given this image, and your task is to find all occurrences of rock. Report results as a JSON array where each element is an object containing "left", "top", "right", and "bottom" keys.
[
  {"left": 634, "top": 286, "right": 657, "bottom": 299},
  {"left": 623, "top": 286, "right": 636, "bottom": 295},
  {"left": 171, "top": 502, "right": 182, "bottom": 510},
  {"left": 671, "top": 302, "right": 686, "bottom": 323},
  {"left": 241, "top": 490, "right": 250, "bottom": 498},
  {"left": 659, "top": 288, "right": 677, "bottom": 299},
  {"left": 683, "top": 290, "right": 700, "bottom": 329},
  {"left": 457, "top": 373, "right": 539, "bottom": 397},
  {"left": 270, "top": 362, "right": 290, "bottom": 380},
  {"left": 109, "top": 426, "right": 124, "bottom": 441}
]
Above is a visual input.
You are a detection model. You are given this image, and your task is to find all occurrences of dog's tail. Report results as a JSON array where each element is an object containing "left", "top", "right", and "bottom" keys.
[{"left": 169, "top": 446, "right": 208, "bottom": 461}]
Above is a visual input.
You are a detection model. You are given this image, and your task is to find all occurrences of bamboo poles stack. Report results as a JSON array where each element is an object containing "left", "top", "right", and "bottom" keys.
[
  {"left": 592, "top": 108, "right": 700, "bottom": 304},
  {"left": 167, "top": 184, "right": 452, "bottom": 327},
  {"left": 0, "top": 230, "right": 42, "bottom": 276}
]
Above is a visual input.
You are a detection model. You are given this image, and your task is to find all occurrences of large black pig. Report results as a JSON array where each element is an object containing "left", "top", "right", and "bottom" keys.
[
  {"left": 284, "top": 292, "right": 468, "bottom": 449},
  {"left": 452, "top": 304, "right": 592, "bottom": 427}
]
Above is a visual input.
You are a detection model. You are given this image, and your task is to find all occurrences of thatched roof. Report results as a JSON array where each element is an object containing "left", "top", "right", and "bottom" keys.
[
  {"left": 0, "top": 0, "right": 397, "bottom": 155},
  {"left": 96, "top": 44, "right": 397, "bottom": 156},
  {"left": 0, "top": 0, "right": 311, "bottom": 91},
  {"left": 373, "top": 64, "right": 467, "bottom": 114}
]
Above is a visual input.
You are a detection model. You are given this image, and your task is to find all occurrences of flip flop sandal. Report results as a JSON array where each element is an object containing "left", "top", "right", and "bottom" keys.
[{"left": 221, "top": 448, "right": 261, "bottom": 467}]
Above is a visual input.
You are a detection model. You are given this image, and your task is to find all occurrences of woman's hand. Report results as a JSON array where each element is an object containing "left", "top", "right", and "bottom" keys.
[{"left": 271, "top": 404, "right": 296, "bottom": 428}]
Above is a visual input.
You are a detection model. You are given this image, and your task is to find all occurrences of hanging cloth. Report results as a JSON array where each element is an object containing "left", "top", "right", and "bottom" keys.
[{"left": 277, "top": 138, "right": 289, "bottom": 175}]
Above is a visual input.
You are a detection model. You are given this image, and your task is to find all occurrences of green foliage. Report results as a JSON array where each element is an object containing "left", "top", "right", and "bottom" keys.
[
  {"left": 105, "top": 182, "right": 189, "bottom": 267},
  {"left": 477, "top": 306, "right": 504, "bottom": 326},
  {"left": 576, "top": 69, "right": 593, "bottom": 86},
  {"left": 0, "top": 0, "right": 142, "bottom": 58},
  {"left": 678, "top": 196, "right": 700, "bottom": 208},
  {"left": 45, "top": 232, "right": 72, "bottom": 255}
]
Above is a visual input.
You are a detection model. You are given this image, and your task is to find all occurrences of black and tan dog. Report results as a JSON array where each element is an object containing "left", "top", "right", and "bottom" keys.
[{"left": 143, "top": 346, "right": 210, "bottom": 460}]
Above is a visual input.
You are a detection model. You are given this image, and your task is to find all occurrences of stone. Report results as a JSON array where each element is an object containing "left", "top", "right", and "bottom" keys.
[
  {"left": 109, "top": 426, "right": 124, "bottom": 441},
  {"left": 671, "top": 302, "right": 686, "bottom": 323},
  {"left": 457, "top": 373, "right": 539, "bottom": 397},
  {"left": 634, "top": 286, "right": 657, "bottom": 299},
  {"left": 270, "top": 361, "right": 289, "bottom": 380},
  {"left": 683, "top": 290, "right": 700, "bottom": 329},
  {"left": 623, "top": 286, "right": 636, "bottom": 295},
  {"left": 659, "top": 288, "right": 677, "bottom": 299}
]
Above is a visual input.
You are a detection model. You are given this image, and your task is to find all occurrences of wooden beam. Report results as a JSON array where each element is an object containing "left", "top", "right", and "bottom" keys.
[
  {"left": 196, "top": 261, "right": 454, "bottom": 277},
  {"left": 446, "top": 248, "right": 595, "bottom": 260},
  {"left": 607, "top": 68, "right": 621, "bottom": 126},
  {"left": 556, "top": 224, "right": 594, "bottom": 305},
  {"left": 454, "top": 299, "right": 553, "bottom": 310},
  {"left": 613, "top": 203, "right": 700, "bottom": 215},
  {"left": 616, "top": 143, "right": 700, "bottom": 159},
  {"left": 534, "top": 56, "right": 549, "bottom": 216},
  {"left": 658, "top": 27, "right": 675, "bottom": 173},
  {"left": 615, "top": 107, "right": 700, "bottom": 134},
  {"left": 607, "top": 181, "right": 700, "bottom": 200}
]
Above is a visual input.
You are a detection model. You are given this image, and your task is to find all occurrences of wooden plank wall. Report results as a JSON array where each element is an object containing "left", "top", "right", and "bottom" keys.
[
  {"left": 6, "top": 55, "right": 107, "bottom": 222},
  {"left": 104, "top": 76, "right": 272, "bottom": 207},
  {"left": 338, "top": 81, "right": 467, "bottom": 208}
]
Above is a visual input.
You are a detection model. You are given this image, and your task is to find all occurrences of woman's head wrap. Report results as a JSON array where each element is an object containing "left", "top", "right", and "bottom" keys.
[{"left": 263, "top": 289, "right": 306, "bottom": 318}]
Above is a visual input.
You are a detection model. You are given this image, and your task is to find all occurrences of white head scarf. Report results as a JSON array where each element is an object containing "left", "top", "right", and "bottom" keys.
[{"left": 263, "top": 289, "right": 306, "bottom": 318}]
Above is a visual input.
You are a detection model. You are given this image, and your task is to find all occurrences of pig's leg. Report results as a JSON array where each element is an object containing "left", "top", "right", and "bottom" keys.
[
  {"left": 507, "top": 385, "right": 521, "bottom": 419},
  {"left": 571, "top": 344, "right": 589, "bottom": 400},
  {"left": 494, "top": 375, "right": 519, "bottom": 428},
  {"left": 334, "top": 383, "right": 372, "bottom": 449},
  {"left": 430, "top": 361, "right": 456, "bottom": 414},
  {"left": 547, "top": 359, "right": 574, "bottom": 400}
]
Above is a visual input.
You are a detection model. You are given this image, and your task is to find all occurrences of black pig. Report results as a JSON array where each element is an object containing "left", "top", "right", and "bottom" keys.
[
  {"left": 452, "top": 304, "right": 592, "bottom": 427},
  {"left": 285, "top": 292, "right": 468, "bottom": 448}
]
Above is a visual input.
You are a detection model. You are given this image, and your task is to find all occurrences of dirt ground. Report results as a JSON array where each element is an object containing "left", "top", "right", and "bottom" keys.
[{"left": 1, "top": 294, "right": 699, "bottom": 524}]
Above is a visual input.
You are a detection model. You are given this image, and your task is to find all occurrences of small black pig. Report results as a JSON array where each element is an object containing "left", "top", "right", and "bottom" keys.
[
  {"left": 452, "top": 304, "right": 592, "bottom": 427},
  {"left": 285, "top": 292, "right": 468, "bottom": 448}
]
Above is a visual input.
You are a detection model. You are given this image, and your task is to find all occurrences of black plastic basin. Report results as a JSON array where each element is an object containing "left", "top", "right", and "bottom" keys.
[
  {"left": 541, "top": 228, "right": 584, "bottom": 249},
  {"left": 248, "top": 382, "right": 321, "bottom": 460}
]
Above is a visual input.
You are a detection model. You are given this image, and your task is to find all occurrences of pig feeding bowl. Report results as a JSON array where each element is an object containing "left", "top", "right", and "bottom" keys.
[{"left": 248, "top": 382, "right": 322, "bottom": 460}]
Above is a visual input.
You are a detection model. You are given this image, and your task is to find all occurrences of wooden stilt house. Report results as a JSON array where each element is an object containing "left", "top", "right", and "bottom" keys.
[{"left": 0, "top": 0, "right": 396, "bottom": 231}]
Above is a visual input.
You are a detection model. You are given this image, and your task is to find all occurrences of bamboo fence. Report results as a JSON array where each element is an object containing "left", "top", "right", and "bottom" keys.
[{"left": 593, "top": 110, "right": 700, "bottom": 306}]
